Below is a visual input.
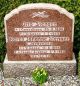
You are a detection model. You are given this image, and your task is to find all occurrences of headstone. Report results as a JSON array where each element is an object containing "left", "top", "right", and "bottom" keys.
[
  {"left": 3, "top": 3, "right": 76, "bottom": 78},
  {"left": 5, "top": 4, "right": 74, "bottom": 61}
]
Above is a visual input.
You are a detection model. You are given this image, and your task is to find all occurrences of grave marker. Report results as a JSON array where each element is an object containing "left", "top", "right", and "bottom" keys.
[
  {"left": 4, "top": 3, "right": 76, "bottom": 78},
  {"left": 5, "top": 4, "right": 74, "bottom": 61}
]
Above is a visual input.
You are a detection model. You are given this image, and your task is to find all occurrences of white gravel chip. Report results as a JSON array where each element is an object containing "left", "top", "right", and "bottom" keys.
[{"left": 0, "top": 75, "right": 80, "bottom": 86}]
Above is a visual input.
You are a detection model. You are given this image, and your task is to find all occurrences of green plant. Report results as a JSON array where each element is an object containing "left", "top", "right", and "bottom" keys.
[
  {"left": 19, "top": 80, "right": 22, "bottom": 86},
  {"left": 32, "top": 67, "right": 48, "bottom": 86},
  {"left": 79, "top": 51, "right": 80, "bottom": 57}
]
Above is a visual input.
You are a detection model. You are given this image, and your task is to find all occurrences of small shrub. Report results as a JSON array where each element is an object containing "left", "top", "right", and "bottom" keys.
[{"left": 32, "top": 67, "right": 48, "bottom": 86}]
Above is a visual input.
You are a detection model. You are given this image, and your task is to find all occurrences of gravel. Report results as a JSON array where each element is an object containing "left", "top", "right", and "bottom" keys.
[
  {"left": 0, "top": 68, "right": 80, "bottom": 86},
  {"left": 0, "top": 75, "right": 80, "bottom": 86},
  {"left": 44, "top": 76, "right": 80, "bottom": 86}
]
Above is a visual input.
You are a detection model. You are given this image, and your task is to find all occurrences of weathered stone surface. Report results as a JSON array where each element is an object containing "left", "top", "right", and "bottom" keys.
[{"left": 3, "top": 54, "right": 76, "bottom": 78}]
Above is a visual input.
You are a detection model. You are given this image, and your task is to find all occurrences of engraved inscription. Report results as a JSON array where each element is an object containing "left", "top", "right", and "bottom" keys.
[{"left": 8, "top": 22, "right": 70, "bottom": 59}]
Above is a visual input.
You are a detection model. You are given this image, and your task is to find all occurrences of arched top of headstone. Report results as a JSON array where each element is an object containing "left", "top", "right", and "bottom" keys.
[{"left": 4, "top": 3, "right": 74, "bottom": 21}]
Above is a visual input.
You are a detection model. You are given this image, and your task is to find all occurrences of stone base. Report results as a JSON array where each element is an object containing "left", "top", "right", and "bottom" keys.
[{"left": 3, "top": 55, "right": 76, "bottom": 78}]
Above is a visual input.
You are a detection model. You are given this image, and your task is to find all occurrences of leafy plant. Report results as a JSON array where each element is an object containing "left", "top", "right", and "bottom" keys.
[{"left": 32, "top": 67, "right": 48, "bottom": 86}]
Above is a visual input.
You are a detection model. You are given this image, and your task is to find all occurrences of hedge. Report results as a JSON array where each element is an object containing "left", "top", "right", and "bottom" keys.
[{"left": 0, "top": 0, "right": 80, "bottom": 62}]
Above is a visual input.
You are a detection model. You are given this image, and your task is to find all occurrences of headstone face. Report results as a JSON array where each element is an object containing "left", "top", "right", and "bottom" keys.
[{"left": 4, "top": 4, "right": 74, "bottom": 61}]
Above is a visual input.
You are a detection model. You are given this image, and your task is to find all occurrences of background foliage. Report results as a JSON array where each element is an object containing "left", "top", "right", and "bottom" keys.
[{"left": 0, "top": 0, "right": 80, "bottom": 62}]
